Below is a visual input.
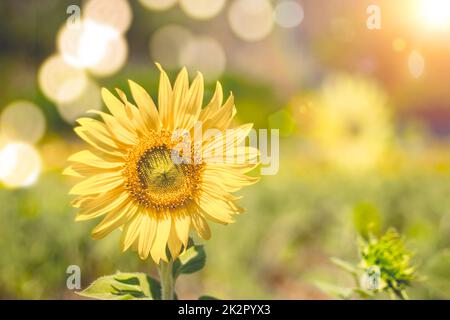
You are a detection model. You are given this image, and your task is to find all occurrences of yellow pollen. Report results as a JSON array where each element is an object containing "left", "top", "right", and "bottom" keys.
[{"left": 123, "top": 130, "right": 202, "bottom": 211}]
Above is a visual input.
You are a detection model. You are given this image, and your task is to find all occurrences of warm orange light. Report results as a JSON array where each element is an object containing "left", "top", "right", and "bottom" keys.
[{"left": 419, "top": 0, "right": 450, "bottom": 31}]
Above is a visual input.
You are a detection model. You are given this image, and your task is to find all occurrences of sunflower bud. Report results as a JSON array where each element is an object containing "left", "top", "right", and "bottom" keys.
[{"left": 359, "top": 229, "right": 416, "bottom": 298}]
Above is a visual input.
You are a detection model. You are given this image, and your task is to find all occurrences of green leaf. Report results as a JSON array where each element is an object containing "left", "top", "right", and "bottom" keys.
[
  {"left": 330, "top": 257, "right": 359, "bottom": 275},
  {"left": 77, "top": 272, "right": 161, "bottom": 300},
  {"left": 172, "top": 242, "right": 206, "bottom": 278},
  {"left": 199, "top": 295, "right": 220, "bottom": 300}
]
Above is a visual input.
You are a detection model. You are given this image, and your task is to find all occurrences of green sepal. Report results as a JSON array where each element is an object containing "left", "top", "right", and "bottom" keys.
[{"left": 172, "top": 239, "right": 206, "bottom": 278}]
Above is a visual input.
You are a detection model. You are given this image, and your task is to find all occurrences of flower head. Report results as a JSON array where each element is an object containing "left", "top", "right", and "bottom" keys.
[
  {"left": 307, "top": 74, "right": 392, "bottom": 171},
  {"left": 65, "top": 64, "right": 259, "bottom": 263},
  {"left": 359, "top": 229, "right": 416, "bottom": 296}
]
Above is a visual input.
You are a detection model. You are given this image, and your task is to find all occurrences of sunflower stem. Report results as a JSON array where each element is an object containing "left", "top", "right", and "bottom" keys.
[{"left": 158, "top": 259, "right": 175, "bottom": 300}]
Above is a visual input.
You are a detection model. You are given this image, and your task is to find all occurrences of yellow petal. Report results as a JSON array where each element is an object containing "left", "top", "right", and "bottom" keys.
[
  {"left": 167, "top": 225, "right": 182, "bottom": 260},
  {"left": 101, "top": 88, "right": 126, "bottom": 119},
  {"left": 115, "top": 88, "right": 149, "bottom": 136},
  {"left": 200, "top": 181, "right": 237, "bottom": 201},
  {"left": 137, "top": 212, "right": 157, "bottom": 259},
  {"left": 101, "top": 88, "right": 137, "bottom": 131},
  {"left": 69, "top": 171, "right": 123, "bottom": 195},
  {"left": 191, "top": 213, "right": 211, "bottom": 240},
  {"left": 63, "top": 165, "right": 84, "bottom": 178},
  {"left": 197, "top": 192, "right": 235, "bottom": 224},
  {"left": 199, "top": 81, "right": 223, "bottom": 122},
  {"left": 231, "top": 146, "right": 260, "bottom": 165},
  {"left": 92, "top": 201, "right": 138, "bottom": 239},
  {"left": 74, "top": 126, "right": 123, "bottom": 157},
  {"left": 202, "top": 123, "right": 253, "bottom": 159},
  {"left": 87, "top": 111, "right": 138, "bottom": 146},
  {"left": 120, "top": 214, "right": 143, "bottom": 252},
  {"left": 173, "top": 211, "right": 191, "bottom": 248},
  {"left": 65, "top": 162, "right": 111, "bottom": 178},
  {"left": 115, "top": 88, "right": 134, "bottom": 119},
  {"left": 155, "top": 63, "right": 173, "bottom": 129},
  {"left": 76, "top": 190, "right": 129, "bottom": 221},
  {"left": 172, "top": 67, "right": 189, "bottom": 129},
  {"left": 203, "top": 166, "right": 260, "bottom": 192},
  {"left": 179, "top": 72, "right": 203, "bottom": 130},
  {"left": 129, "top": 105, "right": 150, "bottom": 135},
  {"left": 202, "top": 93, "right": 235, "bottom": 131},
  {"left": 128, "top": 80, "right": 161, "bottom": 131},
  {"left": 150, "top": 213, "right": 171, "bottom": 263},
  {"left": 76, "top": 118, "right": 120, "bottom": 148},
  {"left": 206, "top": 159, "right": 259, "bottom": 174},
  {"left": 227, "top": 200, "right": 245, "bottom": 215},
  {"left": 68, "top": 150, "right": 123, "bottom": 169},
  {"left": 71, "top": 196, "right": 94, "bottom": 208}
]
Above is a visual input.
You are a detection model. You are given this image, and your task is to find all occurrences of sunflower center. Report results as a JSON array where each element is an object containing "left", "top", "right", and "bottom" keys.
[
  {"left": 347, "top": 120, "right": 362, "bottom": 137},
  {"left": 124, "top": 131, "right": 202, "bottom": 211},
  {"left": 137, "top": 146, "right": 187, "bottom": 194}
]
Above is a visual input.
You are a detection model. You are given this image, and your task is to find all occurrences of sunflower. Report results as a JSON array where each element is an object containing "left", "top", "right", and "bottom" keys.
[
  {"left": 306, "top": 74, "right": 392, "bottom": 171},
  {"left": 65, "top": 64, "right": 259, "bottom": 263}
]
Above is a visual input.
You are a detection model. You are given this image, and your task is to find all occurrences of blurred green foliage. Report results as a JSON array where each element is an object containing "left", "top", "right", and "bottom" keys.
[
  {"left": 1, "top": 0, "right": 450, "bottom": 300},
  {"left": 1, "top": 163, "right": 449, "bottom": 299}
]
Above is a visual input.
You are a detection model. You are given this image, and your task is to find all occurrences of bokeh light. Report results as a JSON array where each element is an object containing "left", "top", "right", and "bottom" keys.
[
  {"left": 88, "top": 35, "right": 128, "bottom": 77},
  {"left": 418, "top": 0, "right": 450, "bottom": 32},
  {"left": 408, "top": 50, "right": 425, "bottom": 78},
  {"left": 179, "top": 36, "right": 226, "bottom": 80},
  {"left": 2, "top": 0, "right": 450, "bottom": 301},
  {"left": 150, "top": 24, "right": 193, "bottom": 69},
  {"left": 273, "top": 1, "right": 304, "bottom": 29},
  {"left": 56, "top": 79, "right": 102, "bottom": 124},
  {"left": 392, "top": 37, "right": 407, "bottom": 52},
  {"left": 139, "top": 0, "right": 177, "bottom": 11},
  {"left": 58, "top": 19, "right": 120, "bottom": 69},
  {"left": 0, "top": 143, "right": 41, "bottom": 188},
  {"left": 179, "top": 0, "right": 226, "bottom": 20},
  {"left": 84, "top": 0, "right": 132, "bottom": 34},
  {"left": 38, "top": 55, "right": 88, "bottom": 104},
  {"left": 0, "top": 101, "right": 46, "bottom": 144},
  {"left": 228, "top": 0, "right": 274, "bottom": 41}
]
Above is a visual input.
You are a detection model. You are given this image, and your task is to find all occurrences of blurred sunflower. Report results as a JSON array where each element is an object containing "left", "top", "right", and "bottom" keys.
[
  {"left": 65, "top": 64, "right": 259, "bottom": 263},
  {"left": 306, "top": 74, "right": 392, "bottom": 171}
]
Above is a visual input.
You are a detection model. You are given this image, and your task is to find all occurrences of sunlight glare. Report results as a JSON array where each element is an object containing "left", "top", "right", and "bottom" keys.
[{"left": 419, "top": 0, "right": 450, "bottom": 31}]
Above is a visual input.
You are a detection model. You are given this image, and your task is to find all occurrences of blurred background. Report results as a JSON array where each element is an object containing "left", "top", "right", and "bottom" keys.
[{"left": 0, "top": 0, "right": 450, "bottom": 299}]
